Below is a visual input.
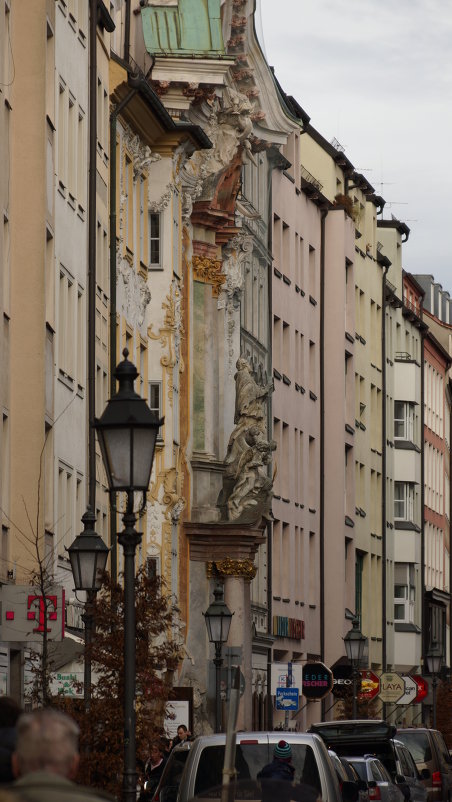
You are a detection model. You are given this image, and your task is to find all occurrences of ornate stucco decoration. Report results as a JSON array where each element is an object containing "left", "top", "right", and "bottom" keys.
[
  {"left": 117, "top": 251, "right": 152, "bottom": 329},
  {"left": 122, "top": 129, "right": 161, "bottom": 180},
  {"left": 148, "top": 279, "right": 184, "bottom": 406},
  {"left": 206, "top": 558, "right": 257, "bottom": 580},
  {"left": 217, "top": 357, "right": 275, "bottom": 523},
  {"left": 219, "top": 231, "right": 253, "bottom": 308},
  {"left": 192, "top": 254, "right": 225, "bottom": 297},
  {"left": 179, "top": 87, "right": 255, "bottom": 236}
]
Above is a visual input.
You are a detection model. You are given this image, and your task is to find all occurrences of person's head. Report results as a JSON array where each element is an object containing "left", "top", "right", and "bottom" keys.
[
  {"left": 176, "top": 725, "right": 188, "bottom": 741},
  {"left": 12, "top": 708, "right": 80, "bottom": 780},
  {"left": 149, "top": 741, "right": 164, "bottom": 764},
  {"left": 0, "top": 697, "right": 21, "bottom": 729},
  {"left": 273, "top": 740, "right": 292, "bottom": 762}
]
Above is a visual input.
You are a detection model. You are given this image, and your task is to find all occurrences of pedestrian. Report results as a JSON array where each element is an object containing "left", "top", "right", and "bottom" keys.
[
  {"left": 9, "top": 708, "right": 113, "bottom": 802},
  {"left": 258, "top": 739, "right": 295, "bottom": 786},
  {"left": 0, "top": 697, "right": 21, "bottom": 784},
  {"left": 140, "top": 740, "right": 166, "bottom": 801},
  {"left": 170, "top": 725, "right": 192, "bottom": 750}
]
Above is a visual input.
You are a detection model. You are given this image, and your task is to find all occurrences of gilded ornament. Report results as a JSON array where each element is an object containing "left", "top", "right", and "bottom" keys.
[
  {"left": 192, "top": 254, "right": 226, "bottom": 297},
  {"left": 206, "top": 558, "right": 257, "bottom": 580}
]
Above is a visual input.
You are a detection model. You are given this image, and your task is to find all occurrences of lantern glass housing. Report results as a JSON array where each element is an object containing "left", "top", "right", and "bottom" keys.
[
  {"left": 94, "top": 350, "right": 163, "bottom": 493},
  {"left": 68, "top": 512, "right": 109, "bottom": 591},
  {"left": 344, "top": 617, "right": 366, "bottom": 666},
  {"left": 203, "top": 584, "right": 233, "bottom": 645},
  {"left": 426, "top": 641, "right": 443, "bottom": 675}
]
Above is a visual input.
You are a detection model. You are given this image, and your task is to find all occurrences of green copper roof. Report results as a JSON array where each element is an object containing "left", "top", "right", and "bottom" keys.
[{"left": 141, "top": 0, "right": 225, "bottom": 57}]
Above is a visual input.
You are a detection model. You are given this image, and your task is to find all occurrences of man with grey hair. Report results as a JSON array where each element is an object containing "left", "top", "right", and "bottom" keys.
[{"left": 11, "top": 708, "right": 111, "bottom": 802}]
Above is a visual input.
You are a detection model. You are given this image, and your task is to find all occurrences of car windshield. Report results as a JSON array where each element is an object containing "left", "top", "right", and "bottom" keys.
[
  {"left": 348, "top": 761, "right": 366, "bottom": 782},
  {"left": 193, "top": 744, "right": 321, "bottom": 797},
  {"left": 396, "top": 733, "right": 432, "bottom": 764}
]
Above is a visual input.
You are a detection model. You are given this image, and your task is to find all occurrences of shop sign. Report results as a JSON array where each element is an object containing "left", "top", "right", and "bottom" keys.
[
  {"left": 272, "top": 616, "right": 305, "bottom": 640},
  {"left": 412, "top": 675, "right": 428, "bottom": 704},
  {"left": 359, "top": 670, "right": 380, "bottom": 701},
  {"left": 302, "top": 661, "right": 333, "bottom": 700},
  {"left": 379, "top": 671, "right": 405, "bottom": 703}
]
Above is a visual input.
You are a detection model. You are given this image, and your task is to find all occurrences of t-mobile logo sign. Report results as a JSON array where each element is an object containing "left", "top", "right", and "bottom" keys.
[{"left": 1, "top": 586, "right": 65, "bottom": 642}]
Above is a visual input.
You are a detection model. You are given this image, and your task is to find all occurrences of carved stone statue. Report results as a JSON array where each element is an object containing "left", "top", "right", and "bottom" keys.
[{"left": 218, "top": 358, "right": 275, "bottom": 523}]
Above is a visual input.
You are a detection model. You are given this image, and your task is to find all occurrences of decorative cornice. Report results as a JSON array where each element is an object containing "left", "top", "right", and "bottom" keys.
[
  {"left": 207, "top": 558, "right": 257, "bottom": 580},
  {"left": 192, "top": 254, "right": 225, "bottom": 297}
]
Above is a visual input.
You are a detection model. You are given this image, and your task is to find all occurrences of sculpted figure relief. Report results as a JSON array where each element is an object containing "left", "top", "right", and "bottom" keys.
[{"left": 218, "top": 358, "right": 275, "bottom": 523}]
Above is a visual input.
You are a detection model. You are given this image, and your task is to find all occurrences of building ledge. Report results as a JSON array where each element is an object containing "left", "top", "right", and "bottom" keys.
[
  {"left": 394, "top": 623, "right": 421, "bottom": 633},
  {"left": 394, "top": 520, "right": 421, "bottom": 532},
  {"left": 394, "top": 440, "right": 421, "bottom": 452}
]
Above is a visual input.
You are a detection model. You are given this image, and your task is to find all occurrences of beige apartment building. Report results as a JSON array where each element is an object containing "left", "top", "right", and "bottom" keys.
[{"left": 378, "top": 222, "right": 424, "bottom": 696}]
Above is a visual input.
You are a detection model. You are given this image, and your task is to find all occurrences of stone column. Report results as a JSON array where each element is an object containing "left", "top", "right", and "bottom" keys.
[
  {"left": 185, "top": 523, "right": 265, "bottom": 733},
  {"left": 224, "top": 572, "right": 252, "bottom": 729}
]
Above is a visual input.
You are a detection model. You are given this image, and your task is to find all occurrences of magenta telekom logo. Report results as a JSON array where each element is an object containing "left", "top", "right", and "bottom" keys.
[{"left": 27, "top": 594, "right": 58, "bottom": 633}]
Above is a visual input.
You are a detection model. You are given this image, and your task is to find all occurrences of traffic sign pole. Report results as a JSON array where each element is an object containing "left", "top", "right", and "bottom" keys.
[{"left": 285, "top": 662, "right": 292, "bottom": 730}]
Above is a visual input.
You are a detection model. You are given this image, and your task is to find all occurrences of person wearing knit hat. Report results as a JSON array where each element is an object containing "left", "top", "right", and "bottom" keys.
[
  {"left": 273, "top": 740, "right": 292, "bottom": 761},
  {"left": 257, "top": 740, "right": 295, "bottom": 802}
]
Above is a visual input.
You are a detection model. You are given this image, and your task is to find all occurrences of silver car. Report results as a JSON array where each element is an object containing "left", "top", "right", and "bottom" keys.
[{"left": 347, "top": 757, "right": 405, "bottom": 802}]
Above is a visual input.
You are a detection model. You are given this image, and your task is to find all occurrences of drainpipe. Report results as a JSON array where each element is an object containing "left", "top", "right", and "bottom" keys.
[
  {"left": 109, "top": 86, "right": 138, "bottom": 581},
  {"left": 449, "top": 379, "right": 452, "bottom": 673},
  {"left": 382, "top": 264, "right": 389, "bottom": 683},
  {"left": 123, "top": 0, "right": 131, "bottom": 64},
  {"left": 266, "top": 156, "right": 274, "bottom": 732},
  {"left": 420, "top": 301, "right": 425, "bottom": 678},
  {"left": 88, "top": 0, "right": 98, "bottom": 513},
  {"left": 319, "top": 204, "right": 328, "bottom": 720}
]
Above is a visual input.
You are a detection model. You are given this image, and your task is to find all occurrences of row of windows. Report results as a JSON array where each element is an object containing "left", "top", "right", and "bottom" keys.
[
  {"left": 425, "top": 442, "right": 445, "bottom": 514},
  {"left": 425, "top": 361, "right": 444, "bottom": 436},
  {"left": 120, "top": 153, "right": 165, "bottom": 271},
  {"left": 57, "top": 79, "right": 87, "bottom": 211},
  {"left": 272, "top": 421, "right": 317, "bottom": 508},
  {"left": 273, "top": 215, "right": 317, "bottom": 298},
  {"left": 273, "top": 319, "right": 316, "bottom": 391},
  {"left": 272, "top": 520, "right": 317, "bottom": 605}
]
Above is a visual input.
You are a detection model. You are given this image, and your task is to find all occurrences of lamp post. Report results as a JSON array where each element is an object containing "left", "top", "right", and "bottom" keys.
[
  {"left": 68, "top": 508, "right": 109, "bottom": 711},
  {"left": 343, "top": 616, "right": 366, "bottom": 720},
  {"left": 203, "top": 582, "right": 233, "bottom": 733},
  {"left": 426, "top": 640, "right": 442, "bottom": 729},
  {"left": 94, "top": 349, "right": 163, "bottom": 802}
]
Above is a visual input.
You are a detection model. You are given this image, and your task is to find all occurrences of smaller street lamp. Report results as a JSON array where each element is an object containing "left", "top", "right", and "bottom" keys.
[
  {"left": 68, "top": 508, "right": 109, "bottom": 711},
  {"left": 203, "top": 582, "right": 233, "bottom": 732},
  {"left": 344, "top": 616, "right": 366, "bottom": 720},
  {"left": 68, "top": 509, "right": 109, "bottom": 592},
  {"left": 426, "top": 640, "right": 443, "bottom": 729}
]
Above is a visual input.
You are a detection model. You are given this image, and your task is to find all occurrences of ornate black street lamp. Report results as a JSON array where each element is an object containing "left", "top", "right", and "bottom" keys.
[
  {"left": 68, "top": 508, "right": 109, "bottom": 711},
  {"left": 95, "top": 349, "right": 163, "bottom": 802},
  {"left": 344, "top": 616, "right": 366, "bottom": 719},
  {"left": 426, "top": 640, "right": 442, "bottom": 729},
  {"left": 203, "top": 582, "right": 233, "bottom": 732}
]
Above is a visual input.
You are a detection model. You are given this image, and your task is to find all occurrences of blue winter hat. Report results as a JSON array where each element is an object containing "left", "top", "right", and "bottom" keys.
[{"left": 274, "top": 740, "right": 292, "bottom": 760}]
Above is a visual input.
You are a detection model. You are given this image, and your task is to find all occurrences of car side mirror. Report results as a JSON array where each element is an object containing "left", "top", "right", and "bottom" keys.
[
  {"left": 420, "top": 768, "right": 430, "bottom": 780},
  {"left": 341, "top": 781, "right": 359, "bottom": 802},
  {"left": 395, "top": 775, "right": 406, "bottom": 784}
]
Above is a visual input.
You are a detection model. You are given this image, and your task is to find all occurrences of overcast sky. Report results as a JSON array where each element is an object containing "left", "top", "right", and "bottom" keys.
[{"left": 258, "top": 0, "right": 452, "bottom": 292}]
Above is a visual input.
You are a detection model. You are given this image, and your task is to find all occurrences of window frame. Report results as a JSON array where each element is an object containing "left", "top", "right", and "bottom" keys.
[
  {"left": 394, "top": 481, "right": 415, "bottom": 521},
  {"left": 149, "top": 211, "right": 162, "bottom": 269},
  {"left": 394, "top": 400, "right": 415, "bottom": 442}
]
